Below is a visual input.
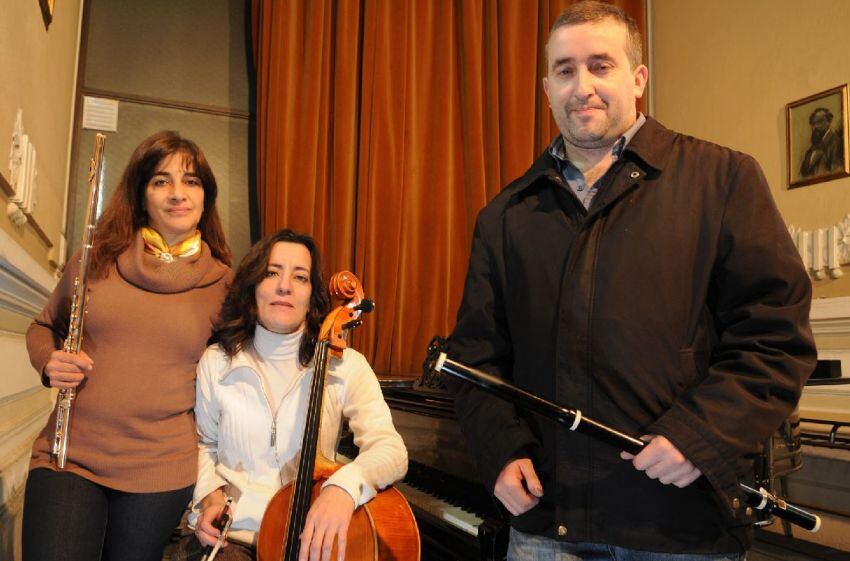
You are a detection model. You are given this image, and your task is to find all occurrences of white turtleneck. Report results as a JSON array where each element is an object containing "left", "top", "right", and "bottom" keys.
[{"left": 252, "top": 323, "right": 307, "bottom": 408}]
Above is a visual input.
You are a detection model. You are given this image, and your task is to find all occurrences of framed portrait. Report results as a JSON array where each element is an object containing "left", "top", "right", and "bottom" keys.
[
  {"left": 38, "top": 0, "right": 54, "bottom": 28},
  {"left": 786, "top": 84, "right": 849, "bottom": 188}
]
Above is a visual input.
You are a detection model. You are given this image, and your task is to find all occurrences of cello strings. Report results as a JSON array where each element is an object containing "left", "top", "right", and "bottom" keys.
[{"left": 284, "top": 340, "right": 329, "bottom": 560}]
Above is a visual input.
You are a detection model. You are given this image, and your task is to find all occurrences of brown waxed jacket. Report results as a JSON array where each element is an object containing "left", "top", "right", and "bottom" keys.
[{"left": 448, "top": 116, "right": 816, "bottom": 553}]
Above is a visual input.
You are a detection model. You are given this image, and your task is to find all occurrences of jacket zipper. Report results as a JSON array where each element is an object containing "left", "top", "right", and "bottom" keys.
[{"left": 245, "top": 365, "right": 307, "bottom": 450}]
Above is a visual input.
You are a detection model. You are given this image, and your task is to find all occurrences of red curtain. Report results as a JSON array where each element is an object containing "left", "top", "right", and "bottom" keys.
[{"left": 254, "top": 0, "right": 646, "bottom": 377}]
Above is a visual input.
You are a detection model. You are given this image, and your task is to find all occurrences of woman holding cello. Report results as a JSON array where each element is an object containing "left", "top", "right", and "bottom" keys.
[{"left": 186, "top": 229, "right": 411, "bottom": 561}]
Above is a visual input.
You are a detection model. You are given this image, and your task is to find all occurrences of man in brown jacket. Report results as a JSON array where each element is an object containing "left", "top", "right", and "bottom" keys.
[{"left": 448, "top": 2, "right": 816, "bottom": 560}]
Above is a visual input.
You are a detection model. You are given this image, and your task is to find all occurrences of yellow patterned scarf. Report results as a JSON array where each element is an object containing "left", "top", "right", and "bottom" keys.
[{"left": 141, "top": 227, "right": 202, "bottom": 263}]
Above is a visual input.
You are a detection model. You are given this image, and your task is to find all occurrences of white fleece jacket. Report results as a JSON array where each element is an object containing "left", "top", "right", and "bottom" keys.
[{"left": 190, "top": 326, "right": 407, "bottom": 545}]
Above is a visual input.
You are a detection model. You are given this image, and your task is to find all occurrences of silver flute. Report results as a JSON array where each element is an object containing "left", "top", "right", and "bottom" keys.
[{"left": 51, "top": 133, "right": 106, "bottom": 469}]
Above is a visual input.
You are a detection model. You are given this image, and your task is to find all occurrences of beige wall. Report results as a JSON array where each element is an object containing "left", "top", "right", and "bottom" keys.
[
  {"left": 0, "top": 4, "right": 82, "bottom": 559},
  {"left": 83, "top": 0, "right": 250, "bottom": 112},
  {"left": 0, "top": 0, "right": 84, "bottom": 271},
  {"left": 650, "top": 0, "right": 850, "bottom": 301}
]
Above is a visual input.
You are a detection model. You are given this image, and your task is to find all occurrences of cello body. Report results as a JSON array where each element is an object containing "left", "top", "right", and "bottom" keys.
[{"left": 257, "top": 480, "right": 420, "bottom": 561}]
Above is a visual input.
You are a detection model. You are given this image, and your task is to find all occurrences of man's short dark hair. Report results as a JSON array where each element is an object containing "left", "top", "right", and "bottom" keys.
[
  {"left": 809, "top": 107, "right": 834, "bottom": 125},
  {"left": 549, "top": 0, "right": 643, "bottom": 69}
]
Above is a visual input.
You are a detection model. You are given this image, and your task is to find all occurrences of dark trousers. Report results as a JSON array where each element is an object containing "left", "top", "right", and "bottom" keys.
[{"left": 22, "top": 468, "right": 193, "bottom": 561}]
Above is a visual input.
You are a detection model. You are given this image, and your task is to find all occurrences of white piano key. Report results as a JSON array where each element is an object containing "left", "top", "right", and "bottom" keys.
[{"left": 395, "top": 481, "right": 482, "bottom": 537}]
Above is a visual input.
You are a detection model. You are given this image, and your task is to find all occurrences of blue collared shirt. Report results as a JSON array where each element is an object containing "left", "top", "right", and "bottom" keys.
[{"left": 548, "top": 113, "right": 646, "bottom": 209}]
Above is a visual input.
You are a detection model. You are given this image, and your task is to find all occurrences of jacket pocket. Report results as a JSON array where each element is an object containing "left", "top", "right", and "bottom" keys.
[{"left": 677, "top": 348, "right": 709, "bottom": 390}]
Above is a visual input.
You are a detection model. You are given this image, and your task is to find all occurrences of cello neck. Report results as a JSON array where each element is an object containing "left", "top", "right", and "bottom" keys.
[
  {"left": 281, "top": 338, "right": 331, "bottom": 561},
  {"left": 275, "top": 270, "right": 372, "bottom": 561}
]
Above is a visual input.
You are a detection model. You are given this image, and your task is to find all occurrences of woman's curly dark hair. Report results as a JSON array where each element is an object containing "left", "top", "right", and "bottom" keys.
[{"left": 210, "top": 229, "right": 331, "bottom": 366}]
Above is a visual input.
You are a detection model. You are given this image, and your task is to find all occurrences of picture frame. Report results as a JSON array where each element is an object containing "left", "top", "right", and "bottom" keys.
[
  {"left": 786, "top": 84, "right": 849, "bottom": 188},
  {"left": 38, "top": 0, "right": 54, "bottom": 28}
]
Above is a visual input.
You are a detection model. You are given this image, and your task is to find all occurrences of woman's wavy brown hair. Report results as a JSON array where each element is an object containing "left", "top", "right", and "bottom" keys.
[
  {"left": 89, "top": 130, "right": 231, "bottom": 279},
  {"left": 211, "top": 229, "right": 332, "bottom": 366}
]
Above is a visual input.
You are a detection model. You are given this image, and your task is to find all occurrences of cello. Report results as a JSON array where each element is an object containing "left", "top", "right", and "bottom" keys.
[{"left": 257, "top": 271, "right": 420, "bottom": 561}]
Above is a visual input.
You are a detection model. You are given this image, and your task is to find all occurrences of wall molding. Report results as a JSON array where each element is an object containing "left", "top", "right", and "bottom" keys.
[
  {"left": 808, "top": 296, "right": 850, "bottom": 382},
  {"left": 0, "top": 387, "right": 53, "bottom": 470},
  {"left": 0, "top": 229, "right": 54, "bottom": 321},
  {"left": 80, "top": 87, "right": 252, "bottom": 120},
  {"left": 0, "top": 232, "right": 57, "bottom": 561},
  {"left": 810, "top": 296, "right": 850, "bottom": 337},
  {"left": 0, "top": 386, "right": 52, "bottom": 561}
]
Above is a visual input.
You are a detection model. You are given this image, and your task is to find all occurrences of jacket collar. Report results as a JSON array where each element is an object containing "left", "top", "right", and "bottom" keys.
[
  {"left": 218, "top": 341, "right": 345, "bottom": 382},
  {"left": 508, "top": 115, "right": 675, "bottom": 197},
  {"left": 622, "top": 115, "right": 675, "bottom": 171}
]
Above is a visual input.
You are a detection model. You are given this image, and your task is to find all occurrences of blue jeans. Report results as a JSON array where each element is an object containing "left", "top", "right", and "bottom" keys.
[
  {"left": 22, "top": 468, "right": 193, "bottom": 561},
  {"left": 507, "top": 528, "right": 745, "bottom": 561}
]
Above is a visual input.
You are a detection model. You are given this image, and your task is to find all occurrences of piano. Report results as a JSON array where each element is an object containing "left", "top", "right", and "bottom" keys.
[{"left": 338, "top": 379, "right": 509, "bottom": 561}]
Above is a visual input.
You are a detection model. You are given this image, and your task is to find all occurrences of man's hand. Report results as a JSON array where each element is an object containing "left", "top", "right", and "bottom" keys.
[
  {"left": 43, "top": 349, "right": 93, "bottom": 389},
  {"left": 493, "top": 458, "right": 543, "bottom": 516},
  {"left": 620, "top": 434, "right": 702, "bottom": 488},
  {"left": 299, "top": 485, "right": 356, "bottom": 561}
]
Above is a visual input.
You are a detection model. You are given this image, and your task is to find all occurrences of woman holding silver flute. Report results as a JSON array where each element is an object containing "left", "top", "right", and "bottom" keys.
[{"left": 22, "top": 131, "right": 233, "bottom": 561}]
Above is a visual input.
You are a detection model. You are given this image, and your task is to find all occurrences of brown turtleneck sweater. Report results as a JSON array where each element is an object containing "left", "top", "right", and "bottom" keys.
[{"left": 27, "top": 234, "right": 232, "bottom": 493}]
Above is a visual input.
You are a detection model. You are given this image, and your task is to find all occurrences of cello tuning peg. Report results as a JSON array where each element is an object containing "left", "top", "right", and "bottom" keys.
[
  {"left": 354, "top": 299, "right": 375, "bottom": 313},
  {"left": 342, "top": 319, "right": 363, "bottom": 330}
]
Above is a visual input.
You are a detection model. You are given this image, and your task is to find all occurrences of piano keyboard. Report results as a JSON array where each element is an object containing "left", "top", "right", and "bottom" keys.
[
  {"left": 395, "top": 481, "right": 483, "bottom": 536},
  {"left": 352, "top": 380, "right": 512, "bottom": 560}
]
